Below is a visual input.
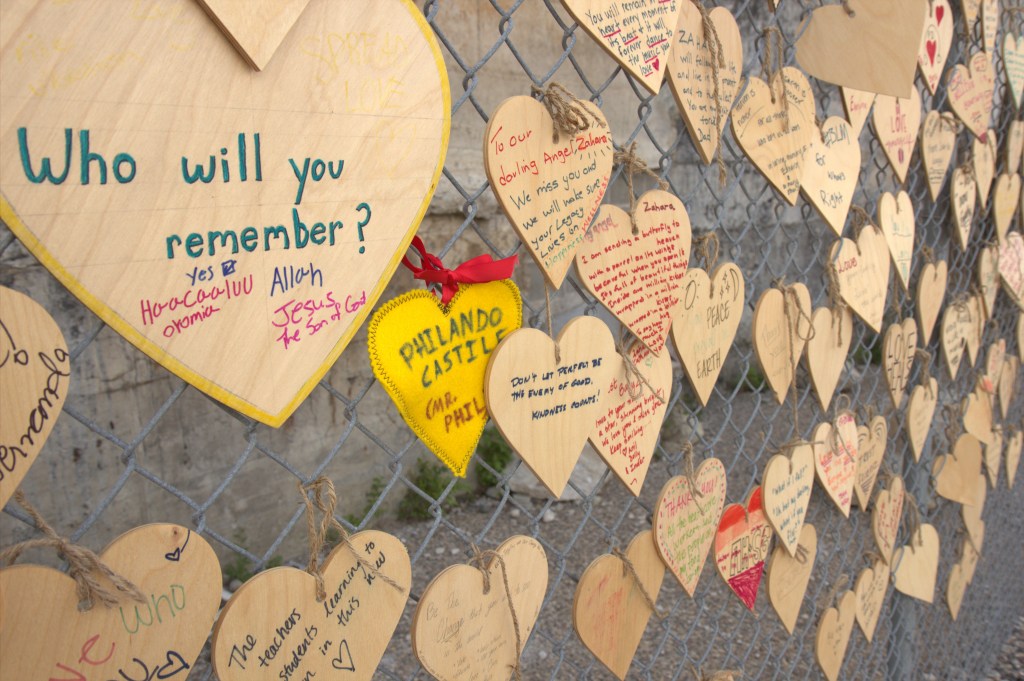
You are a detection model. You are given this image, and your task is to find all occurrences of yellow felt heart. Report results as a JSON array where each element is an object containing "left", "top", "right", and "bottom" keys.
[
  {"left": 921, "top": 110, "right": 958, "bottom": 201},
  {"left": 752, "top": 283, "right": 812, "bottom": 405},
  {"left": 1, "top": 524, "right": 220, "bottom": 681},
  {"left": 854, "top": 414, "right": 888, "bottom": 509},
  {"left": 873, "top": 89, "right": 921, "bottom": 184},
  {"left": 812, "top": 415, "right": 859, "bottom": 517},
  {"left": 948, "top": 52, "right": 996, "bottom": 139},
  {"left": 917, "top": 258, "right": 948, "bottom": 344},
  {"left": 766, "top": 523, "right": 817, "bottom": 634},
  {"left": 973, "top": 130, "right": 997, "bottom": 207},
  {"left": 830, "top": 224, "right": 891, "bottom": 333},
  {"left": 214, "top": 531, "right": 410, "bottom": 681},
  {"left": 841, "top": 87, "right": 875, "bottom": 137},
  {"left": 882, "top": 317, "right": 918, "bottom": 408},
  {"left": 800, "top": 117, "right": 860, "bottom": 235},
  {"left": 872, "top": 476, "right": 904, "bottom": 564},
  {"left": 951, "top": 166, "right": 978, "bottom": 250},
  {"left": 762, "top": 442, "right": 815, "bottom": 556},
  {"left": 907, "top": 376, "right": 939, "bottom": 461},
  {"left": 815, "top": 589, "right": 856, "bottom": 681},
  {"left": 892, "top": 523, "right": 940, "bottom": 603},
  {"left": 918, "top": 0, "right": 954, "bottom": 94},
  {"left": 368, "top": 281, "right": 522, "bottom": 477},
  {"left": 878, "top": 191, "right": 916, "bottom": 292},
  {"left": 854, "top": 558, "right": 889, "bottom": 642},
  {"left": 805, "top": 306, "right": 853, "bottom": 411}
]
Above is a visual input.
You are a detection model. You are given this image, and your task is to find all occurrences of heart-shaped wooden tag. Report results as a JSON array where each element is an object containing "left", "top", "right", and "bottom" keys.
[
  {"left": 575, "top": 192, "right": 691, "bottom": 353},
  {"left": 921, "top": 110, "right": 958, "bottom": 201},
  {"left": 941, "top": 301, "right": 972, "bottom": 378},
  {"left": 653, "top": 457, "right": 728, "bottom": 596},
  {"left": 872, "top": 475, "right": 904, "bottom": 563},
  {"left": 413, "top": 535, "right": 547, "bottom": 681},
  {"left": 962, "top": 473, "right": 987, "bottom": 548},
  {"left": 591, "top": 342, "right": 672, "bottom": 496},
  {"left": 907, "top": 376, "right": 939, "bottom": 461},
  {"left": 842, "top": 87, "right": 876, "bottom": 137},
  {"left": 951, "top": 166, "right": 978, "bottom": 250},
  {"left": 667, "top": 4, "right": 743, "bottom": 164},
  {"left": 994, "top": 174, "right": 1021, "bottom": 244},
  {"left": 1008, "top": 120, "right": 1024, "bottom": 173},
  {"left": 963, "top": 387, "right": 994, "bottom": 445},
  {"left": 917, "top": 259, "right": 948, "bottom": 344},
  {"left": 805, "top": 306, "right": 854, "bottom": 411},
  {"left": 883, "top": 317, "right": 918, "bottom": 407},
  {"left": 2, "top": 524, "right": 220, "bottom": 681},
  {"left": 998, "top": 231, "right": 1024, "bottom": 307},
  {"left": 961, "top": 532, "right": 982, "bottom": 584},
  {"left": 800, "top": 117, "right": 861, "bottom": 235},
  {"left": 932, "top": 434, "right": 983, "bottom": 505},
  {"left": 795, "top": 0, "right": 927, "bottom": 97},
  {"left": 948, "top": 52, "right": 996, "bottom": 139},
  {"left": 714, "top": 486, "right": 773, "bottom": 611},
  {"left": 978, "top": 244, "right": 1001, "bottom": 318},
  {"left": 0, "top": 0, "right": 448, "bottom": 427},
  {"left": 574, "top": 530, "right": 665, "bottom": 680},
  {"left": 730, "top": 68, "right": 815, "bottom": 205},
  {"left": 984, "top": 426, "right": 1002, "bottom": 488},
  {"left": 918, "top": 0, "right": 954, "bottom": 94},
  {"left": 1005, "top": 34, "right": 1024, "bottom": 110},
  {"left": 562, "top": 0, "right": 683, "bottom": 93},
  {"left": 766, "top": 523, "right": 817, "bottom": 634},
  {"left": 854, "top": 415, "right": 888, "bottom": 510},
  {"left": 981, "top": 0, "right": 999, "bottom": 52},
  {"left": 0, "top": 286, "right": 70, "bottom": 507},
  {"left": 973, "top": 130, "right": 997, "bottom": 207},
  {"left": 999, "top": 355, "right": 1019, "bottom": 419},
  {"left": 195, "top": 0, "right": 310, "bottom": 70},
  {"left": 368, "top": 281, "right": 522, "bottom": 477},
  {"left": 485, "top": 95, "right": 613, "bottom": 289},
  {"left": 485, "top": 316, "right": 616, "bottom": 497},
  {"left": 854, "top": 558, "right": 890, "bottom": 642},
  {"left": 762, "top": 442, "right": 815, "bottom": 556},
  {"left": 946, "top": 560, "right": 969, "bottom": 620},
  {"left": 873, "top": 89, "right": 922, "bottom": 184},
  {"left": 753, "top": 283, "right": 812, "bottom": 405},
  {"left": 831, "top": 224, "right": 890, "bottom": 333},
  {"left": 964, "top": 296, "right": 984, "bottom": 363},
  {"left": 812, "top": 415, "right": 859, "bottom": 517},
  {"left": 878, "top": 191, "right": 916, "bottom": 291},
  {"left": 671, "top": 263, "right": 745, "bottom": 406},
  {"left": 892, "top": 523, "right": 940, "bottom": 603},
  {"left": 215, "top": 531, "right": 410, "bottom": 681},
  {"left": 1005, "top": 428, "right": 1022, "bottom": 487},
  {"left": 983, "top": 338, "right": 1006, "bottom": 396},
  {"left": 815, "top": 589, "right": 856, "bottom": 681}
]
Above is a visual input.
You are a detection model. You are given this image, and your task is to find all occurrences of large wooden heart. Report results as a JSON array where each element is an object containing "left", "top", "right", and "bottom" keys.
[
  {"left": 951, "top": 166, "right": 978, "bottom": 250},
  {"left": 815, "top": 589, "right": 856, "bottom": 681},
  {"left": 854, "top": 557, "right": 889, "bottom": 642},
  {"left": 998, "top": 231, "right": 1024, "bottom": 306},
  {"left": 1004, "top": 34, "right": 1024, "bottom": 110},
  {"left": 873, "top": 89, "right": 922, "bottom": 184},
  {"left": 561, "top": 0, "right": 683, "bottom": 94},
  {"left": 714, "top": 486, "right": 773, "bottom": 611},
  {"left": 1008, "top": 120, "right": 1024, "bottom": 174},
  {"left": 805, "top": 306, "right": 853, "bottom": 411},
  {"left": 978, "top": 244, "right": 1001, "bottom": 319},
  {"left": 670, "top": 263, "right": 745, "bottom": 406},
  {"left": 907, "top": 376, "right": 939, "bottom": 461},
  {"left": 812, "top": 415, "right": 859, "bottom": 517},
  {"left": 973, "top": 130, "right": 997, "bottom": 207},
  {"left": 590, "top": 342, "right": 672, "bottom": 496},
  {"left": 368, "top": 281, "right": 522, "bottom": 477},
  {"left": 932, "top": 433, "right": 983, "bottom": 505},
  {"left": 485, "top": 96, "right": 613, "bottom": 289},
  {"left": 652, "top": 457, "right": 728, "bottom": 596},
  {"left": 215, "top": 531, "right": 410, "bottom": 681},
  {"left": 918, "top": 0, "right": 954, "bottom": 94},
  {"left": 413, "top": 535, "right": 547, "bottom": 681},
  {"left": 762, "top": 442, "right": 815, "bottom": 556},
  {"left": 574, "top": 530, "right": 665, "bottom": 681},
  {"left": 1005, "top": 427, "right": 1022, "bottom": 487},
  {"left": 1, "top": 524, "right": 220, "bottom": 681},
  {"left": 882, "top": 317, "right": 918, "bottom": 408},
  {"left": 766, "top": 523, "right": 817, "bottom": 634},
  {"left": 830, "top": 224, "right": 890, "bottom": 333},
  {"left": 575, "top": 192, "right": 691, "bottom": 353},
  {"left": 842, "top": 87, "right": 876, "bottom": 137},
  {"left": 892, "top": 523, "right": 940, "bottom": 603},
  {"left": 994, "top": 174, "right": 1021, "bottom": 244},
  {"left": 921, "top": 110, "right": 958, "bottom": 201},
  {"left": 917, "top": 258, "right": 948, "bottom": 344},
  {"left": 195, "top": 0, "right": 310, "bottom": 70},
  {"left": 0, "top": 286, "right": 70, "bottom": 507},
  {"left": 485, "top": 316, "right": 616, "bottom": 497},
  {"left": 667, "top": 4, "right": 743, "bottom": 165},
  {"left": 795, "top": 0, "right": 927, "bottom": 97},
  {"left": 872, "top": 475, "right": 904, "bottom": 564},
  {"left": 0, "top": 0, "right": 448, "bottom": 427},
  {"left": 752, "top": 283, "right": 812, "bottom": 405},
  {"left": 730, "top": 68, "right": 815, "bottom": 205},
  {"left": 878, "top": 191, "right": 916, "bottom": 292},
  {"left": 854, "top": 415, "right": 888, "bottom": 510},
  {"left": 800, "top": 117, "right": 860, "bottom": 236},
  {"left": 947, "top": 52, "right": 996, "bottom": 139}
]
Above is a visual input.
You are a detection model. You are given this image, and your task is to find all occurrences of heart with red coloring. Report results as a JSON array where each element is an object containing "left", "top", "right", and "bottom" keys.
[{"left": 714, "top": 486, "right": 774, "bottom": 611}]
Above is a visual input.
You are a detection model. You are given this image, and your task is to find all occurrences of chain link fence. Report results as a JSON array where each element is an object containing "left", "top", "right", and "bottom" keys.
[{"left": 2, "top": 0, "right": 1024, "bottom": 679}]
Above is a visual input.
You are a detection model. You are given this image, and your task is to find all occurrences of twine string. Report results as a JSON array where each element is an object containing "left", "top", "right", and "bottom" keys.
[
  {"left": 613, "top": 142, "right": 669, "bottom": 234},
  {"left": 544, "top": 283, "right": 561, "bottom": 364},
  {"left": 531, "top": 82, "right": 597, "bottom": 142},
  {"left": 470, "top": 545, "right": 523, "bottom": 681},
  {"left": 612, "top": 547, "right": 668, "bottom": 620},
  {"left": 820, "top": 573, "right": 850, "bottom": 610},
  {"left": 617, "top": 332, "right": 668, "bottom": 404},
  {"left": 682, "top": 442, "right": 707, "bottom": 515},
  {"left": 692, "top": 0, "right": 728, "bottom": 186},
  {"left": 916, "top": 349, "right": 934, "bottom": 396},
  {"left": 696, "top": 232, "right": 721, "bottom": 295}
]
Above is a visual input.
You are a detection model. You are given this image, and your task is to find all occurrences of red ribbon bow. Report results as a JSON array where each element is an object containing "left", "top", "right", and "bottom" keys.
[{"left": 401, "top": 236, "right": 518, "bottom": 305}]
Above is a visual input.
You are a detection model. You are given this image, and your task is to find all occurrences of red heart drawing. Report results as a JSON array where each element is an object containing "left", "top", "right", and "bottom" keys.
[
  {"left": 927, "top": 40, "right": 937, "bottom": 65},
  {"left": 714, "top": 486, "right": 773, "bottom": 611},
  {"left": 936, "top": 5, "right": 944, "bottom": 23}
]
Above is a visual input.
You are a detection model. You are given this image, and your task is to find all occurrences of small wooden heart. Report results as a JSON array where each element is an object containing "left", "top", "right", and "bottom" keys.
[
  {"left": 805, "top": 306, "right": 854, "bottom": 411},
  {"left": 854, "top": 558, "right": 890, "bottom": 642},
  {"left": 714, "top": 486, "right": 773, "bottom": 611},
  {"left": 882, "top": 317, "right": 918, "bottom": 408},
  {"left": 878, "top": 191, "right": 916, "bottom": 292},
  {"left": 216, "top": 531, "right": 410, "bottom": 681},
  {"left": 730, "top": 68, "right": 816, "bottom": 205},
  {"left": 766, "top": 523, "right": 817, "bottom": 634},
  {"left": 1005, "top": 34, "right": 1024, "bottom": 110},
  {"left": 964, "top": 293, "right": 984, "bottom": 364},
  {"left": 574, "top": 530, "right": 665, "bottom": 680},
  {"left": 812, "top": 415, "right": 859, "bottom": 517},
  {"left": 998, "top": 231, "right": 1024, "bottom": 307},
  {"left": 951, "top": 166, "right": 978, "bottom": 250},
  {"left": 1008, "top": 120, "right": 1024, "bottom": 173},
  {"left": 815, "top": 589, "right": 857, "bottom": 681},
  {"left": 830, "top": 224, "right": 891, "bottom": 333},
  {"left": 940, "top": 302, "right": 971, "bottom": 378},
  {"left": 575, "top": 192, "right": 691, "bottom": 354},
  {"left": 977, "top": 244, "right": 1001, "bottom": 319},
  {"left": 591, "top": 343, "right": 673, "bottom": 496},
  {"left": 961, "top": 473, "right": 987, "bottom": 549},
  {"left": 963, "top": 388, "right": 994, "bottom": 445},
  {"left": 485, "top": 95, "right": 613, "bottom": 288},
  {"left": 841, "top": 87, "right": 876, "bottom": 137},
  {"left": 917, "top": 259, "right": 948, "bottom": 344},
  {"left": 413, "top": 535, "right": 547, "bottom": 681},
  {"left": 921, "top": 110, "right": 958, "bottom": 201},
  {"left": 932, "top": 433, "right": 983, "bottom": 505},
  {"left": 2, "top": 525, "right": 220, "bottom": 681},
  {"left": 983, "top": 339, "right": 1006, "bottom": 396},
  {"left": 946, "top": 560, "right": 969, "bottom": 620},
  {"left": 0, "top": 286, "right": 70, "bottom": 507},
  {"left": 1005, "top": 428, "right": 1022, "bottom": 487},
  {"left": 653, "top": 457, "right": 728, "bottom": 596},
  {"left": 984, "top": 426, "right": 1002, "bottom": 488},
  {"left": 999, "top": 355, "right": 1019, "bottom": 419},
  {"left": 485, "top": 316, "right": 617, "bottom": 497},
  {"left": 907, "top": 376, "right": 939, "bottom": 461},
  {"left": 762, "top": 442, "right": 815, "bottom": 556},
  {"left": 993, "top": 174, "right": 1021, "bottom": 245},
  {"left": 947, "top": 52, "right": 996, "bottom": 139},
  {"left": 671, "top": 263, "right": 745, "bottom": 406},
  {"left": 873, "top": 89, "right": 922, "bottom": 184},
  {"left": 752, "top": 283, "right": 813, "bottom": 405},
  {"left": 973, "top": 130, "right": 997, "bottom": 207},
  {"left": 667, "top": 4, "right": 743, "bottom": 164},
  {"left": 800, "top": 116, "right": 861, "bottom": 235},
  {"left": 892, "top": 523, "right": 940, "bottom": 604},
  {"left": 918, "top": 0, "right": 954, "bottom": 94},
  {"left": 872, "top": 475, "right": 904, "bottom": 564},
  {"left": 854, "top": 414, "right": 888, "bottom": 510}
]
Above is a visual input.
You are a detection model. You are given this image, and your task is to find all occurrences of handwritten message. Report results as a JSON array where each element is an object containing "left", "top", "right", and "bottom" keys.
[
  {"left": 878, "top": 191, "right": 915, "bottom": 292},
  {"left": 854, "top": 559, "right": 889, "bottom": 641},
  {"left": 998, "top": 232, "right": 1024, "bottom": 304},
  {"left": 801, "top": 117, "right": 859, "bottom": 235},
  {"left": 948, "top": 52, "right": 995, "bottom": 138},
  {"left": 831, "top": 225, "right": 889, "bottom": 333},
  {"left": 812, "top": 415, "right": 858, "bottom": 517},
  {"left": 762, "top": 443, "right": 814, "bottom": 555},
  {"left": 854, "top": 416, "right": 888, "bottom": 509},
  {"left": 715, "top": 486, "right": 773, "bottom": 611},
  {"left": 841, "top": 87, "right": 875, "bottom": 136},
  {"left": 883, "top": 318, "right": 918, "bottom": 407},
  {"left": 873, "top": 89, "right": 920, "bottom": 183},
  {"left": 921, "top": 111, "right": 957, "bottom": 201},
  {"left": 872, "top": 477, "right": 904, "bottom": 563},
  {"left": 816, "top": 591, "right": 856, "bottom": 681}
]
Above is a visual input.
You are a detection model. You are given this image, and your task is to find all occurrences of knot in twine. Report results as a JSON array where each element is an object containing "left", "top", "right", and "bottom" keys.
[
  {"left": 902, "top": 490, "right": 923, "bottom": 547},
  {"left": 298, "top": 477, "right": 403, "bottom": 602},
  {"left": 695, "top": 232, "right": 721, "bottom": 293},
  {"left": 611, "top": 546, "right": 668, "bottom": 620},
  {"left": 469, "top": 544, "right": 523, "bottom": 681},
  {"left": 691, "top": 0, "right": 728, "bottom": 187},
  {"left": 774, "top": 278, "right": 815, "bottom": 435},
  {"left": 543, "top": 284, "right": 561, "bottom": 365},
  {"left": 531, "top": 82, "right": 598, "bottom": 143},
  {"left": 841, "top": 0, "right": 856, "bottom": 16},
  {"left": 921, "top": 244, "right": 936, "bottom": 265},
  {"left": 613, "top": 142, "right": 669, "bottom": 235},
  {"left": 916, "top": 349, "right": 934, "bottom": 395},
  {"left": 848, "top": 205, "right": 874, "bottom": 235},
  {"left": 681, "top": 442, "right": 707, "bottom": 515},
  {"left": 401, "top": 236, "right": 518, "bottom": 305},
  {"left": 0, "top": 491, "right": 146, "bottom": 611},
  {"left": 617, "top": 331, "right": 667, "bottom": 404},
  {"left": 690, "top": 664, "right": 743, "bottom": 681}
]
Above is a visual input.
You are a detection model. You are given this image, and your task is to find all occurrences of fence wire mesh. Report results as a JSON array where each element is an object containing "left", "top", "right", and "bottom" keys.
[{"left": 2, "top": 0, "right": 1024, "bottom": 679}]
